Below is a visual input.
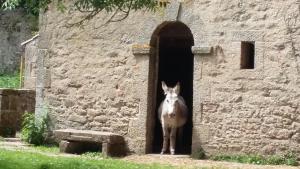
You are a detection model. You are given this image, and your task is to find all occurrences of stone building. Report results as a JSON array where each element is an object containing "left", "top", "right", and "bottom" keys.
[{"left": 35, "top": 0, "right": 300, "bottom": 156}]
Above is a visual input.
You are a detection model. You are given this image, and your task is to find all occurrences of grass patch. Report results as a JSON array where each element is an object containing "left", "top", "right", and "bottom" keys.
[
  {"left": 81, "top": 152, "right": 104, "bottom": 159},
  {"left": 0, "top": 148, "right": 175, "bottom": 169},
  {"left": 212, "top": 152, "right": 298, "bottom": 166},
  {"left": 0, "top": 72, "right": 20, "bottom": 89},
  {"left": 31, "top": 145, "right": 60, "bottom": 154}
]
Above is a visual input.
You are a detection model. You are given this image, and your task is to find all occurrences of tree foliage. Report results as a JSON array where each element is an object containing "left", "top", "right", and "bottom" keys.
[{"left": 0, "top": 0, "right": 158, "bottom": 22}]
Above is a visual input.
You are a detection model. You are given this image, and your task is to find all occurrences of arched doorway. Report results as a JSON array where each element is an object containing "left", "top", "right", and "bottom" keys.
[{"left": 146, "top": 21, "right": 194, "bottom": 154}]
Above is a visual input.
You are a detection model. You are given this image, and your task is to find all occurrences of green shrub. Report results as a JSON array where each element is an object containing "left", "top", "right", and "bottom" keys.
[
  {"left": 0, "top": 72, "right": 20, "bottom": 89},
  {"left": 21, "top": 112, "right": 48, "bottom": 145}
]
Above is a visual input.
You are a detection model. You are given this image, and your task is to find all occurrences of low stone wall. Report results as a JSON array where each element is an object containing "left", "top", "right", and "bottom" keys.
[{"left": 0, "top": 89, "right": 35, "bottom": 137}]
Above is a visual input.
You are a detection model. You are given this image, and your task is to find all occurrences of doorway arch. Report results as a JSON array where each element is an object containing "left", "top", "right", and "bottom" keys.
[{"left": 146, "top": 21, "right": 194, "bottom": 154}]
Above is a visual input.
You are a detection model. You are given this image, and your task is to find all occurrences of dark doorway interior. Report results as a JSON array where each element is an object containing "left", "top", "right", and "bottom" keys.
[
  {"left": 241, "top": 41, "right": 255, "bottom": 69},
  {"left": 151, "top": 22, "right": 194, "bottom": 154}
]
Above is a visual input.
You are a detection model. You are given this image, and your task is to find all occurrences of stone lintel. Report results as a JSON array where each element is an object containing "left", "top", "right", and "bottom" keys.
[
  {"left": 192, "top": 46, "right": 213, "bottom": 56},
  {"left": 231, "top": 30, "right": 264, "bottom": 42},
  {"left": 132, "top": 44, "right": 152, "bottom": 56}
]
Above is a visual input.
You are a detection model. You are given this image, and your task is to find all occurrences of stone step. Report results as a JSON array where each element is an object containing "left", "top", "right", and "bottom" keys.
[
  {"left": 0, "top": 141, "right": 29, "bottom": 147},
  {"left": 3, "top": 138, "right": 22, "bottom": 142},
  {"left": 147, "top": 154, "right": 190, "bottom": 158}
]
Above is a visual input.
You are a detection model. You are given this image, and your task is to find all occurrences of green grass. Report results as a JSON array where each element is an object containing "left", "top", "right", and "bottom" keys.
[
  {"left": 31, "top": 145, "right": 60, "bottom": 154},
  {"left": 81, "top": 152, "right": 105, "bottom": 159},
  {"left": 0, "top": 73, "right": 20, "bottom": 89},
  {"left": 0, "top": 148, "right": 175, "bottom": 169},
  {"left": 212, "top": 153, "right": 298, "bottom": 166}
]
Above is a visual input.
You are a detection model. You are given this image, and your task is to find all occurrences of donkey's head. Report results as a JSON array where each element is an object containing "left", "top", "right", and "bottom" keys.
[{"left": 162, "top": 81, "right": 181, "bottom": 118}]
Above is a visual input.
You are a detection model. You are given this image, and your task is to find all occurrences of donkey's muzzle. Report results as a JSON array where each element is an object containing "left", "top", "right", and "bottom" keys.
[{"left": 169, "top": 113, "right": 176, "bottom": 118}]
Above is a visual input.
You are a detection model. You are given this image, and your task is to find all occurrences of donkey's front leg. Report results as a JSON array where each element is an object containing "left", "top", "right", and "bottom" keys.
[
  {"left": 170, "top": 127, "right": 177, "bottom": 155},
  {"left": 161, "top": 126, "right": 170, "bottom": 154}
]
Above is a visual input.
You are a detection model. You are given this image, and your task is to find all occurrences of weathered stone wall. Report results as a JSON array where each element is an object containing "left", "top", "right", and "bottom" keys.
[
  {"left": 0, "top": 10, "right": 34, "bottom": 74},
  {"left": 38, "top": 0, "right": 300, "bottom": 156},
  {"left": 190, "top": 0, "right": 300, "bottom": 157},
  {"left": 23, "top": 36, "right": 39, "bottom": 90},
  {"left": 0, "top": 89, "right": 35, "bottom": 137}
]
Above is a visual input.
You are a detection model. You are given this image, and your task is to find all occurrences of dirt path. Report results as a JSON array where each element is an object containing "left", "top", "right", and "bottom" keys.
[
  {"left": 122, "top": 154, "right": 300, "bottom": 169},
  {"left": 0, "top": 139, "right": 299, "bottom": 169}
]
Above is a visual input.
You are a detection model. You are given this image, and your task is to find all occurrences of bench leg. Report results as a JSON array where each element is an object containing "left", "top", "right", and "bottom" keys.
[
  {"left": 102, "top": 142, "right": 125, "bottom": 157},
  {"left": 59, "top": 140, "right": 81, "bottom": 153},
  {"left": 102, "top": 142, "right": 110, "bottom": 156}
]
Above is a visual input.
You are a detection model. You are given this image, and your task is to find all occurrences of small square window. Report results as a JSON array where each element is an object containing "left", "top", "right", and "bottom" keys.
[{"left": 241, "top": 41, "right": 255, "bottom": 69}]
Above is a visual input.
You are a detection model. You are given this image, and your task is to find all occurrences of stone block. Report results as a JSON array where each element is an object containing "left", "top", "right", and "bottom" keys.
[
  {"left": 165, "top": 2, "right": 181, "bottom": 21},
  {"left": 44, "top": 68, "right": 51, "bottom": 88},
  {"left": 192, "top": 46, "right": 213, "bottom": 55},
  {"left": 132, "top": 44, "right": 151, "bottom": 56},
  {"left": 43, "top": 51, "right": 50, "bottom": 68},
  {"left": 68, "top": 115, "right": 87, "bottom": 124}
]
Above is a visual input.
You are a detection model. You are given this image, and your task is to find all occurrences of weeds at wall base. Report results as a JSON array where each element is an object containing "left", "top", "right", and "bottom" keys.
[
  {"left": 211, "top": 152, "right": 298, "bottom": 166},
  {"left": 21, "top": 112, "right": 48, "bottom": 146}
]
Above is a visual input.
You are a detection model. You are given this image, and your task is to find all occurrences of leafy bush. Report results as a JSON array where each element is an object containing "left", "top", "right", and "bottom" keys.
[
  {"left": 21, "top": 112, "right": 48, "bottom": 145},
  {"left": 0, "top": 72, "right": 20, "bottom": 89},
  {"left": 212, "top": 152, "right": 298, "bottom": 166}
]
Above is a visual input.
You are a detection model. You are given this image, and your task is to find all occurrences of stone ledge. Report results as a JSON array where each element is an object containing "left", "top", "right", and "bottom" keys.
[
  {"left": 0, "top": 88, "right": 35, "bottom": 95},
  {"left": 54, "top": 129, "right": 124, "bottom": 143},
  {"left": 192, "top": 46, "right": 213, "bottom": 55},
  {"left": 132, "top": 44, "right": 152, "bottom": 56}
]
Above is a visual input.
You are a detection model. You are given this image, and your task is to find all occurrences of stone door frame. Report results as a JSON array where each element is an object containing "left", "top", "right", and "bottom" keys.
[{"left": 131, "top": 18, "right": 212, "bottom": 153}]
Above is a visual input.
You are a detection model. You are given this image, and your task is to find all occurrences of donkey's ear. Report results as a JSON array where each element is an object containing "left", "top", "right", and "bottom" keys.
[
  {"left": 174, "top": 82, "right": 180, "bottom": 95},
  {"left": 162, "top": 81, "right": 168, "bottom": 94}
]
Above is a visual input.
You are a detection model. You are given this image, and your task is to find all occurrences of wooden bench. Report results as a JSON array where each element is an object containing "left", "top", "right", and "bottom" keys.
[{"left": 54, "top": 129, "right": 126, "bottom": 157}]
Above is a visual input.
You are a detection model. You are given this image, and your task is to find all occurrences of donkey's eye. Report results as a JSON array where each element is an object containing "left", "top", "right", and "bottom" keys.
[{"left": 166, "top": 100, "right": 169, "bottom": 103}]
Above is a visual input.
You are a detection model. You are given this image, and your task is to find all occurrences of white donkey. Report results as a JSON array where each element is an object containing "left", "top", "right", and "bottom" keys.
[{"left": 158, "top": 81, "right": 188, "bottom": 155}]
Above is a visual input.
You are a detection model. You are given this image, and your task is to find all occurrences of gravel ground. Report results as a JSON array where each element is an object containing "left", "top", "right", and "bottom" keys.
[{"left": 122, "top": 154, "right": 300, "bottom": 169}]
